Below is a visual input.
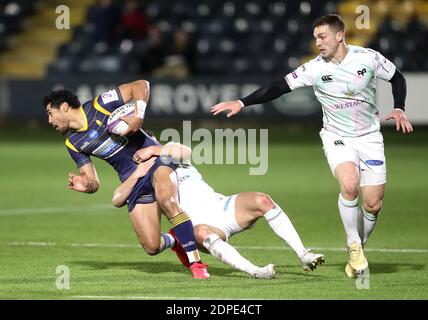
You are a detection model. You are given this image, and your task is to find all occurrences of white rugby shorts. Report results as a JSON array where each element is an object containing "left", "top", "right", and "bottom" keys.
[
  {"left": 178, "top": 181, "right": 244, "bottom": 241},
  {"left": 319, "top": 129, "right": 386, "bottom": 186}
]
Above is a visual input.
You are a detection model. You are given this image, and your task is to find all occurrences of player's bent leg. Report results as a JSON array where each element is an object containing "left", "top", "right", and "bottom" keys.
[
  {"left": 196, "top": 224, "right": 276, "bottom": 279},
  {"left": 129, "top": 202, "right": 162, "bottom": 255},
  {"left": 194, "top": 224, "right": 227, "bottom": 252},
  {"left": 234, "top": 192, "right": 274, "bottom": 229},
  {"left": 153, "top": 166, "right": 208, "bottom": 278},
  {"left": 235, "top": 192, "right": 324, "bottom": 271},
  {"left": 359, "top": 184, "right": 384, "bottom": 246},
  {"left": 170, "top": 224, "right": 226, "bottom": 269}
]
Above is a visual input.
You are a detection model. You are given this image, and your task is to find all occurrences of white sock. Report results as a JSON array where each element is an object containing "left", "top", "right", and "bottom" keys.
[
  {"left": 159, "top": 232, "right": 175, "bottom": 252},
  {"left": 264, "top": 205, "right": 306, "bottom": 258},
  {"left": 203, "top": 234, "right": 259, "bottom": 276},
  {"left": 358, "top": 207, "right": 379, "bottom": 246},
  {"left": 338, "top": 194, "right": 361, "bottom": 246}
]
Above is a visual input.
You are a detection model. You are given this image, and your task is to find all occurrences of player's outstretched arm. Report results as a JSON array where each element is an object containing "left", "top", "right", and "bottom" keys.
[
  {"left": 385, "top": 69, "right": 413, "bottom": 134},
  {"left": 112, "top": 158, "right": 156, "bottom": 207},
  {"left": 117, "top": 80, "right": 150, "bottom": 136},
  {"left": 68, "top": 162, "right": 99, "bottom": 193},
  {"left": 211, "top": 79, "right": 292, "bottom": 118},
  {"left": 133, "top": 143, "right": 192, "bottom": 164}
]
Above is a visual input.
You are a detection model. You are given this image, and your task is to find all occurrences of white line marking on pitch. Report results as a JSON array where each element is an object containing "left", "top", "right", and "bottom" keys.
[
  {"left": 5, "top": 241, "right": 428, "bottom": 253},
  {"left": 72, "top": 295, "right": 264, "bottom": 300},
  {"left": 0, "top": 204, "right": 113, "bottom": 216}
]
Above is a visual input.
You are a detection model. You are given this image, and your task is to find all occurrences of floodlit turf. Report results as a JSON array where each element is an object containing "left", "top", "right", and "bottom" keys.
[{"left": 0, "top": 126, "right": 427, "bottom": 300}]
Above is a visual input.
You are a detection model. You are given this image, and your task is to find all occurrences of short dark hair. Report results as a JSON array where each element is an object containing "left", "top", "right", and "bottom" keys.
[
  {"left": 313, "top": 14, "right": 345, "bottom": 32},
  {"left": 43, "top": 89, "right": 81, "bottom": 109}
]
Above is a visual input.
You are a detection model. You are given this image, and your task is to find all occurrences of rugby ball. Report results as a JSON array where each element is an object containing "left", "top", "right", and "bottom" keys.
[{"left": 107, "top": 103, "right": 135, "bottom": 135}]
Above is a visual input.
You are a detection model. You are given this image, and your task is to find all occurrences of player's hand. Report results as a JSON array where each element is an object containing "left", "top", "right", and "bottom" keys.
[
  {"left": 385, "top": 109, "right": 413, "bottom": 134},
  {"left": 68, "top": 172, "right": 90, "bottom": 192},
  {"left": 134, "top": 157, "right": 156, "bottom": 178},
  {"left": 133, "top": 146, "right": 155, "bottom": 163},
  {"left": 120, "top": 115, "right": 143, "bottom": 136},
  {"left": 211, "top": 100, "right": 243, "bottom": 118}
]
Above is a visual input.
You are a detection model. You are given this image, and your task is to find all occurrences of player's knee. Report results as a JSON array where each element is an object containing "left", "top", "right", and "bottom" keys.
[
  {"left": 194, "top": 225, "right": 208, "bottom": 246},
  {"left": 254, "top": 193, "right": 275, "bottom": 214},
  {"left": 341, "top": 181, "right": 359, "bottom": 199},
  {"left": 363, "top": 200, "right": 382, "bottom": 214},
  {"left": 140, "top": 240, "right": 161, "bottom": 256}
]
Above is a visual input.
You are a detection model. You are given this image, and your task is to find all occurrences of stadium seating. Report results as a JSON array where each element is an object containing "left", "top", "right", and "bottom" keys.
[{"left": 2, "top": 0, "right": 428, "bottom": 78}]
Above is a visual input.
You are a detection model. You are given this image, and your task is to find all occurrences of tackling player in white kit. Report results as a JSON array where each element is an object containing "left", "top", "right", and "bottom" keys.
[
  {"left": 211, "top": 14, "right": 413, "bottom": 278},
  {"left": 113, "top": 140, "right": 325, "bottom": 279}
]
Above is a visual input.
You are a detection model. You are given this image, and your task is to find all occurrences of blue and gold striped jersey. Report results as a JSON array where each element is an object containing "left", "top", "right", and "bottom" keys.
[{"left": 65, "top": 88, "right": 157, "bottom": 182}]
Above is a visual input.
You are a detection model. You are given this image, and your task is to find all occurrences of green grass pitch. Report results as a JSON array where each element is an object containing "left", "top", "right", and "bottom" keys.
[{"left": 0, "top": 126, "right": 427, "bottom": 300}]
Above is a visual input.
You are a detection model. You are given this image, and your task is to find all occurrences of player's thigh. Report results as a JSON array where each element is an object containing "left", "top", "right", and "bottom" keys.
[
  {"left": 152, "top": 166, "right": 180, "bottom": 215},
  {"left": 129, "top": 202, "right": 162, "bottom": 251},
  {"left": 360, "top": 184, "right": 385, "bottom": 212},
  {"left": 152, "top": 166, "right": 177, "bottom": 195},
  {"left": 335, "top": 161, "right": 360, "bottom": 196},
  {"left": 234, "top": 192, "right": 274, "bottom": 229}
]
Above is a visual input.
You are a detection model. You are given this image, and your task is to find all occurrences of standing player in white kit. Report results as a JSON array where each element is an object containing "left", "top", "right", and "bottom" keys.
[{"left": 211, "top": 14, "right": 413, "bottom": 277}]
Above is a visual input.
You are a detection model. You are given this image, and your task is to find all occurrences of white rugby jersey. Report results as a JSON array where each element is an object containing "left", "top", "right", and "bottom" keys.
[{"left": 285, "top": 45, "right": 396, "bottom": 137}]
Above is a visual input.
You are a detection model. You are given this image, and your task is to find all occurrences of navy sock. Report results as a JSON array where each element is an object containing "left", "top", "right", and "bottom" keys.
[{"left": 170, "top": 212, "right": 200, "bottom": 263}]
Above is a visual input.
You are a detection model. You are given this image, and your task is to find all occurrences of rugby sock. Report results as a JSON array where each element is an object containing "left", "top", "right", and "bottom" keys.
[
  {"left": 338, "top": 194, "right": 361, "bottom": 246},
  {"left": 357, "top": 207, "right": 379, "bottom": 246},
  {"left": 264, "top": 205, "right": 306, "bottom": 257},
  {"left": 203, "top": 234, "right": 259, "bottom": 276},
  {"left": 159, "top": 232, "right": 175, "bottom": 252},
  {"left": 169, "top": 212, "right": 200, "bottom": 264}
]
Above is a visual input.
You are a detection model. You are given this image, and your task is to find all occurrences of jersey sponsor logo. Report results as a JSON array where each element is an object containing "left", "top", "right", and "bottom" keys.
[
  {"left": 96, "top": 120, "right": 104, "bottom": 127},
  {"left": 365, "top": 160, "right": 384, "bottom": 166},
  {"left": 101, "top": 90, "right": 119, "bottom": 104},
  {"left": 291, "top": 70, "right": 298, "bottom": 79},
  {"left": 334, "top": 140, "right": 345, "bottom": 146},
  {"left": 321, "top": 75, "right": 333, "bottom": 82},
  {"left": 333, "top": 99, "right": 362, "bottom": 110},
  {"left": 92, "top": 135, "right": 128, "bottom": 159},
  {"left": 88, "top": 129, "right": 99, "bottom": 139},
  {"left": 357, "top": 68, "right": 367, "bottom": 76}
]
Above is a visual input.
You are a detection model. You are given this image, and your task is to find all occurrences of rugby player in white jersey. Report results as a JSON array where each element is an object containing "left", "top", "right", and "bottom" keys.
[
  {"left": 211, "top": 14, "right": 413, "bottom": 277},
  {"left": 113, "top": 140, "right": 325, "bottom": 279}
]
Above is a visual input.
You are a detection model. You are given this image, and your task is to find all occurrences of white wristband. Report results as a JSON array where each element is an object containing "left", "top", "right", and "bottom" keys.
[
  {"left": 136, "top": 100, "right": 147, "bottom": 119},
  {"left": 237, "top": 100, "right": 245, "bottom": 108}
]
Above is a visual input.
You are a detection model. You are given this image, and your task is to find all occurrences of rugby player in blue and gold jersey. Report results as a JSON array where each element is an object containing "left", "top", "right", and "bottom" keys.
[{"left": 43, "top": 80, "right": 209, "bottom": 279}]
